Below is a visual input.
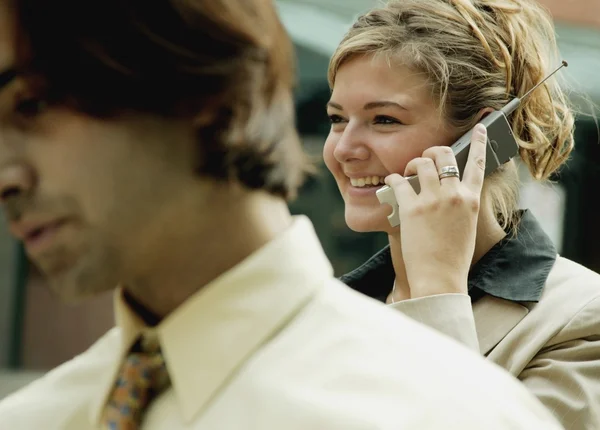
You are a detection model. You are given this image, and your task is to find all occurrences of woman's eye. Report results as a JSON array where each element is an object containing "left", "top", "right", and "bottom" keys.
[
  {"left": 374, "top": 115, "right": 401, "bottom": 125},
  {"left": 328, "top": 114, "right": 345, "bottom": 124}
]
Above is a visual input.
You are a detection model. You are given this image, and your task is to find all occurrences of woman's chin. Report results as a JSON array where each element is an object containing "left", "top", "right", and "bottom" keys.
[{"left": 344, "top": 208, "right": 390, "bottom": 233}]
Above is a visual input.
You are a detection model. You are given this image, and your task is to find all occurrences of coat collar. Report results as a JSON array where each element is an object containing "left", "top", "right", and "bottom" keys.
[
  {"left": 472, "top": 295, "right": 530, "bottom": 355},
  {"left": 340, "top": 210, "right": 557, "bottom": 303}
]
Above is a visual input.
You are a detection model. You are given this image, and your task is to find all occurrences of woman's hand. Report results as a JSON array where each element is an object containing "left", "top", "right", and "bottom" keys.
[{"left": 385, "top": 124, "right": 487, "bottom": 299}]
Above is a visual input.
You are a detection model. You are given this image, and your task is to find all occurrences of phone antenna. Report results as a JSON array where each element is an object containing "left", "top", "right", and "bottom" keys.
[{"left": 501, "top": 60, "right": 568, "bottom": 117}]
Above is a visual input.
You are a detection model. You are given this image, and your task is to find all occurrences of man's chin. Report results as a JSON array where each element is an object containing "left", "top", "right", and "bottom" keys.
[
  {"left": 45, "top": 278, "right": 100, "bottom": 304},
  {"left": 43, "top": 266, "right": 118, "bottom": 305},
  {"left": 33, "top": 245, "right": 120, "bottom": 303}
]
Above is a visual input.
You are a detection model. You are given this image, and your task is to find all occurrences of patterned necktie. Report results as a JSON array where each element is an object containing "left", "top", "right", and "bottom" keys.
[{"left": 102, "top": 336, "right": 170, "bottom": 430}]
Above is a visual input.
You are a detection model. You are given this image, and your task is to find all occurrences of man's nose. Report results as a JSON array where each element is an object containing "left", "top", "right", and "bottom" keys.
[{"left": 0, "top": 163, "right": 35, "bottom": 202}]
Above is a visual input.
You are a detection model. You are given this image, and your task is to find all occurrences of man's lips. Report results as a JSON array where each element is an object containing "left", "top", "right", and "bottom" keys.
[{"left": 9, "top": 218, "right": 69, "bottom": 254}]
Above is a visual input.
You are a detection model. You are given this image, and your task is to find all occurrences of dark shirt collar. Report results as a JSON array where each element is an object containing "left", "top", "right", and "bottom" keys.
[
  {"left": 340, "top": 210, "right": 557, "bottom": 303},
  {"left": 122, "top": 289, "right": 162, "bottom": 327}
]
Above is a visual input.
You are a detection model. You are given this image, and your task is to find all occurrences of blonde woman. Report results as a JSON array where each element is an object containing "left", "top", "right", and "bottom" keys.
[{"left": 324, "top": 0, "right": 600, "bottom": 428}]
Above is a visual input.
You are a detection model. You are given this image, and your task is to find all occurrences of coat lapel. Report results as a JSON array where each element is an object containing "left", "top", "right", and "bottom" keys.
[{"left": 473, "top": 295, "right": 529, "bottom": 355}]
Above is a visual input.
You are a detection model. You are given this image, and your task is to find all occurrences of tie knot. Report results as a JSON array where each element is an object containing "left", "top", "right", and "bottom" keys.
[
  {"left": 139, "top": 334, "right": 161, "bottom": 355},
  {"left": 127, "top": 335, "right": 170, "bottom": 393},
  {"left": 102, "top": 336, "right": 170, "bottom": 429}
]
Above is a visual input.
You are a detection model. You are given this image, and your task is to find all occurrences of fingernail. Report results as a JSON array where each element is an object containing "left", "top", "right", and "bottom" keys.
[{"left": 475, "top": 124, "right": 487, "bottom": 136}]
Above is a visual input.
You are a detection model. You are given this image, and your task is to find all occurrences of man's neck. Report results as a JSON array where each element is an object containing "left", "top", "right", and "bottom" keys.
[{"left": 123, "top": 190, "right": 293, "bottom": 321}]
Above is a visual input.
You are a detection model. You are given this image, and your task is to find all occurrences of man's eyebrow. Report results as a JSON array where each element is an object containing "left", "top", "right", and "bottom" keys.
[{"left": 0, "top": 68, "right": 17, "bottom": 92}]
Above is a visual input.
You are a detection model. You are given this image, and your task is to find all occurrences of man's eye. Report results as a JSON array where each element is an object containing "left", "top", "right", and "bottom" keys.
[{"left": 15, "top": 98, "right": 48, "bottom": 118}]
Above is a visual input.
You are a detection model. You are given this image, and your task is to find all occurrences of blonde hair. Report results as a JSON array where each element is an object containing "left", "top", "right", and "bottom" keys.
[{"left": 329, "top": 0, "right": 575, "bottom": 229}]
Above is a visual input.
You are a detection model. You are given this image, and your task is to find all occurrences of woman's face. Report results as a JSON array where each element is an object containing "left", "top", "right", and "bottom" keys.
[{"left": 324, "top": 55, "right": 457, "bottom": 234}]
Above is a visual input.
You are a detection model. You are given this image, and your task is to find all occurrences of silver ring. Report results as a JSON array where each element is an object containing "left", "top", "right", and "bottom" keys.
[{"left": 439, "top": 165, "right": 460, "bottom": 180}]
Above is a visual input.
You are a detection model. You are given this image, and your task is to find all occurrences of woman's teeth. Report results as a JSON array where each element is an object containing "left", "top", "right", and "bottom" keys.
[{"left": 350, "top": 176, "right": 385, "bottom": 187}]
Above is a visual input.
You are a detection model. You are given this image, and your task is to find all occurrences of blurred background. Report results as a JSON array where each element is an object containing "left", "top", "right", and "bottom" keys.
[{"left": 1, "top": 0, "right": 599, "bottom": 398}]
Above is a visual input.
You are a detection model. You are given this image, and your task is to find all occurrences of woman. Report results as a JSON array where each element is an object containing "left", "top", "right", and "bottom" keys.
[{"left": 323, "top": 0, "right": 600, "bottom": 428}]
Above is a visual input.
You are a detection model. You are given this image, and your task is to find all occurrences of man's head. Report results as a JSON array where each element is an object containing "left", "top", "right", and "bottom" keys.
[{"left": 0, "top": 0, "right": 309, "bottom": 301}]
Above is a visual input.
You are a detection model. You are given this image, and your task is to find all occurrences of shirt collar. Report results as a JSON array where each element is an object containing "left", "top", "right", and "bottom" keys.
[
  {"left": 340, "top": 210, "right": 557, "bottom": 303},
  {"left": 90, "top": 215, "right": 333, "bottom": 425}
]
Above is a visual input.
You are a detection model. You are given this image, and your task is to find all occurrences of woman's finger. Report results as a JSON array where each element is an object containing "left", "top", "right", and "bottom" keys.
[
  {"left": 462, "top": 124, "right": 487, "bottom": 193},
  {"left": 403, "top": 157, "right": 439, "bottom": 194},
  {"left": 421, "top": 145, "right": 460, "bottom": 188},
  {"left": 384, "top": 173, "right": 417, "bottom": 211}
]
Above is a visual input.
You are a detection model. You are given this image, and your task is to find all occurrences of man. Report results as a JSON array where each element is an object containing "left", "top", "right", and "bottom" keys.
[{"left": 0, "top": 0, "right": 563, "bottom": 429}]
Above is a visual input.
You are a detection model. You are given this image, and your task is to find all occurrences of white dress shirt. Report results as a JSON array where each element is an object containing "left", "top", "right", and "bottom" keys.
[{"left": 0, "top": 216, "right": 563, "bottom": 429}]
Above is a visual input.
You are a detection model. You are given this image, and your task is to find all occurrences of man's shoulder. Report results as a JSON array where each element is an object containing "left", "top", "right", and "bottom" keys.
[
  {"left": 268, "top": 277, "right": 492, "bottom": 367},
  {"left": 302, "top": 277, "right": 465, "bottom": 346},
  {"left": 0, "top": 328, "right": 120, "bottom": 427},
  {"left": 243, "top": 278, "right": 561, "bottom": 429}
]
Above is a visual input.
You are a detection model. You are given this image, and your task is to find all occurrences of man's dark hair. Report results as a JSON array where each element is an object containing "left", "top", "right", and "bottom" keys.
[{"left": 15, "top": 0, "right": 312, "bottom": 199}]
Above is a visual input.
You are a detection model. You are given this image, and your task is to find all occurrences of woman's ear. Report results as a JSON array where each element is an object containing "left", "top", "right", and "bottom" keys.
[{"left": 475, "top": 107, "right": 495, "bottom": 123}]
